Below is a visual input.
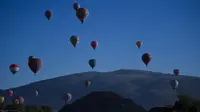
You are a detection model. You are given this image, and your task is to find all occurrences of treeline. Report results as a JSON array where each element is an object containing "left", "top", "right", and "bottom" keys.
[
  {"left": 0, "top": 103, "right": 52, "bottom": 112},
  {"left": 149, "top": 94, "right": 200, "bottom": 112},
  {"left": 1, "top": 93, "right": 200, "bottom": 112}
]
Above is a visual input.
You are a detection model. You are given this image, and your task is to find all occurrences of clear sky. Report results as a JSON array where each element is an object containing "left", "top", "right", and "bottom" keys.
[{"left": 0, "top": 0, "right": 199, "bottom": 89}]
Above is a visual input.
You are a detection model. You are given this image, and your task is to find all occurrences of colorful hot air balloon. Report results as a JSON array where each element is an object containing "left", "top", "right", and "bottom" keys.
[
  {"left": 9, "top": 64, "right": 19, "bottom": 75},
  {"left": 91, "top": 41, "right": 98, "bottom": 50},
  {"left": 73, "top": 2, "right": 80, "bottom": 11},
  {"left": 28, "top": 58, "right": 42, "bottom": 75},
  {"left": 8, "top": 90, "right": 13, "bottom": 97},
  {"left": 170, "top": 80, "right": 179, "bottom": 90},
  {"left": 18, "top": 96, "right": 24, "bottom": 104},
  {"left": 0, "top": 96, "right": 4, "bottom": 104},
  {"left": 15, "top": 98, "right": 19, "bottom": 104},
  {"left": 45, "top": 10, "right": 52, "bottom": 20},
  {"left": 85, "top": 80, "right": 91, "bottom": 87},
  {"left": 28, "top": 56, "right": 35, "bottom": 61},
  {"left": 142, "top": 53, "right": 152, "bottom": 67},
  {"left": 63, "top": 93, "right": 72, "bottom": 104},
  {"left": 88, "top": 59, "right": 96, "bottom": 69},
  {"left": 76, "top": 8, "right": 89, "bottom": 23},
  {"left": 70, "top": 35, "right": 80, "bottom": 48},
  {"left": 173, "top": 69, "right": 179, "bottom": 76},
  {"left": 136, "top": 41, "right": 142, "bottom": 49}
]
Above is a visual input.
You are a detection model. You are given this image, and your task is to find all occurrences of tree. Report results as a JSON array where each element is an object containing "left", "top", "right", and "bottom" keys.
[
  {"left": 149, "top": 94, "right": 200, "bottom": 112},
  {"left": 0, "top": 102, "right": 4, "bottom": 109},
  {"left": 25, "top": 105, "right": 38, "bottom": 112},
  {"left": 41, "top": 106, "right": 52, "bottom": 112},
  {"left": 5, "top": 104, "right": 25, "bottom": 112},
  {"left": 173, "top": 94, "right": 199, "bottom": 112}
]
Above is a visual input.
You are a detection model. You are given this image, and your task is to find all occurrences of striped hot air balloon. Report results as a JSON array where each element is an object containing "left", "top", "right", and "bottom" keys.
[{"left": 9, "top": 64, "right": 19, "bottom": 75}]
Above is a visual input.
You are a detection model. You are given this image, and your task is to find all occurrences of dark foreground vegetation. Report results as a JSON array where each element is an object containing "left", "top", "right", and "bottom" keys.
[{"left": 1, "top": 91, "right": 200, "bottom": 112}]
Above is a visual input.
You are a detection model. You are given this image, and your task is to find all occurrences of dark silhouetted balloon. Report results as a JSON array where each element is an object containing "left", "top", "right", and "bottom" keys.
[
  {"left": 28, "top": 58, "right": 42, "bottom": 75},
  {"left": 173, "top": 69, "right": 179, "bottom": 76},
  {"left": 70, "top": 35, "right": 80, "bottom": 48},
  {"left": 28, "top": 56, "right": 35, "bottom": 61},
  {"left": 142, "top": 53, "right": 152, "bottom": 67},
  {"left": 45, "top": 10, "right": 52, "bottom": 20},
  {"left": 73, "top": 2, "right": 80, "bottom": 11},
  {"left": 136, "top": 41, "right": 142, "bottom": 49},
  {"left": 88, "top": 59, "right": 96, "bottom": 69},
  {"left": 76, "top": 8, "right": 89, "bottom": 23}
]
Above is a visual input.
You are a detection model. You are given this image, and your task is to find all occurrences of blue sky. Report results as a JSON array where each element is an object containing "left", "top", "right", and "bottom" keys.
[{"left": 0, "top": 0, "right": 199, "bottom": 89}]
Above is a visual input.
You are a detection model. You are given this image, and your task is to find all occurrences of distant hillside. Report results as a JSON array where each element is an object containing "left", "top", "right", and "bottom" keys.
[
  {"left": 0, "top": 69, "right": 200, "bottom": 110},
  {"left": 59, "top": 91, "right": 147, "bottom": 112}
]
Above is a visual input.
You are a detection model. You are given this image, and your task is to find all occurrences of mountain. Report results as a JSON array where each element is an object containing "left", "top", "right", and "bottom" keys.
[
  {"left": 0, "top": 69, "right": 200, "bottom": 110},
  {"left": 59, "top": 91, "right": 147, "bottom": 112}
]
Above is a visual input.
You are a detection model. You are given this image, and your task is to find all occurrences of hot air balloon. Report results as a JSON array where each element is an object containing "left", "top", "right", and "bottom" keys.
[
  {"left": 136, "top": 41, "right": 142, "bottom": 49},
  {"left": 173, "top": 69, "right": 179, "bottom": 76},
  {"left": 76, "top": 8, "right": 89, "bottom": 23},
  {"left": 91, "top": 41, "right": 98, "bottom": 50},
  {"left": 63, "top": 93, "right": 72, "bottom": 104},
  {"left": 15, "top": 98, "right": 19, "bottom": 104},
  {"left": 8, "top": 90, "right": 13, "bottom": 97},
  {"left": 88, "top": 59, "right": 96, "bottom": 69},
  {"left": 28, "top": 58, "right": 42, "bottom": 75},
  {"left": 45, "top": 10, "right": 52, "bottom": 20},
  {"left": 36, "top": 90, "right": 39, "bottom": 96},
  {"left": 170, "top": 80, "right": 179, "bottom": 90},
  {"left": 70, "top": 35, "right": 80, "bottom": 48},
  {"left": 142, "top": 53, "right": 152, "bottom": 67},
  {"left": 73, "top": 2, "right": 80, "bottom": 11},
  {"left": 85, "top": 80, "right": 91, "bottom": 87},
  {"left": 18, "top": 96, "right": 24, "bottom": 104},
  {"left": 9, "top": 64, "right": 19, "bottom": 75},
  {"left": 28, "top": 56, "right": 35, "bottom": 61},
  {"left": 0, "top": 96, "right": 4, "bottom": 104}
]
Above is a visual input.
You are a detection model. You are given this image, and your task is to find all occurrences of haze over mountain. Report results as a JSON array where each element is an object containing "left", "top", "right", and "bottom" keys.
[{"left": 0, "top": 69, "right": 200, "bottom": 110}]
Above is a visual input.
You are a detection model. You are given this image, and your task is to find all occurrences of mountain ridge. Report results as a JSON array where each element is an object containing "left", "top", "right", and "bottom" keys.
[
  {"left": 4, "top": 69, "right": 198, "bottom": 90},
  {"left": 1, "top": 69, "right": 200, "bottom": 110}
]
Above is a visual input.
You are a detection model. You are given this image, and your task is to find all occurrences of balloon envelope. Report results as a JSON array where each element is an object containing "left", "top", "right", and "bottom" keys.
[
  {"left": 15, "top": 99, "right": 19, "bottom": 104},
  {"left": 170, "top": 80, "right": 179, "bottom": 90},
  {"left": 73, "top": 2, "right": 80, "bottom": 11},
  {"left": 18, "top": 96, "right": 24, "bottom": 104},
  {"left": 28, "top": 58, "right": 42, "bottom": 75},
  {"left": 70, "top": 35, "right": 80, "bottom": 48},
  {"left": 28, "top": 56, "right": 35, "bottom": 61},
  {"left": 63, "top": 93, "right": 72, "bottom": 104},
  {"left": 76, "top": 8, "right": 89, "bottom": 23},
  {"left": 85, "top": 80, "right": 91, "bottom": 87},
  {"left": 8, "top": 90, "right": 13, "bottom": 96},
  {"left": 36, "top": 90, "right": 39, "bottom": 96},
  {"left": 88, "top": 59, "right": 96, "bottom": 69},
  {"left": 91, "top": 41, "right": 98, "bottom": 50},
  {"left": 0, "top": 96, "right": 4, "bottom": 104},
  {"left": 9, "top": 64, "right": 19, "bottom": 75},
  {"left": 136, "top": 41, "right": 142, "bottom": 49},
  {"left": 45, "top": 10, "right": 52, "bottom": 20},
  {"left": 173, "top": 69, "right": 179, "bottom": 76},
  {"left": 142, "top": 53, "right": 152, "bottom": 67}
]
